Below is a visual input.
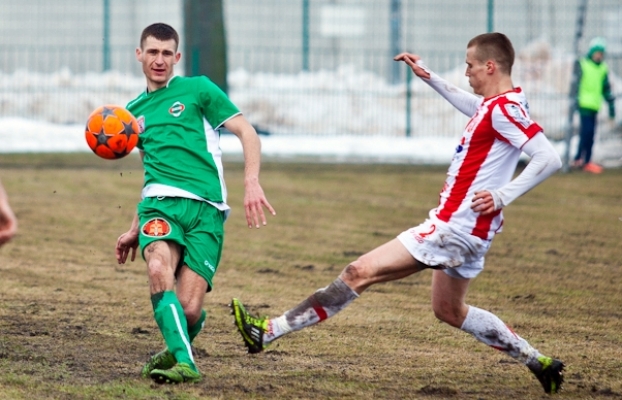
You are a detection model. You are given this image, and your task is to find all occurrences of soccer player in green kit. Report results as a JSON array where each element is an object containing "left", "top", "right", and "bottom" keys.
[{"left": 115, "top": 23, "right": 275, "bottom": 384}]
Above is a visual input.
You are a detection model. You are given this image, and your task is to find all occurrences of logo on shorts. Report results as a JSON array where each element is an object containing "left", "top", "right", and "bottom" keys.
[
  {"left": 203, "top": 260, "right": 215, "bottom": 272},
  {"left": 169, "top": 101, "right": 186, "bottom": 117},
  {"left": 141, "top": 218, "right": 172, "bottom": 237},
  {"left": 412, "top": 224, "right": 436, "bottom": 244}
]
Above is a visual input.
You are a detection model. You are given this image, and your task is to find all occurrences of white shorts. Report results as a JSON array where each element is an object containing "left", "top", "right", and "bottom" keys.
[{"left": 397, "top": 218, "right": 492, "bottom": 279}]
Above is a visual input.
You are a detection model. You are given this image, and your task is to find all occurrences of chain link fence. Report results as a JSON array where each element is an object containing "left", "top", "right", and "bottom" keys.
[{"left": 0, "top": 0, "right": 620, "bottom": 142}]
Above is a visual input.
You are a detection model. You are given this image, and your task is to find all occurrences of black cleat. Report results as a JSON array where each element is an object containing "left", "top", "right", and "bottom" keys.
[
  {"left": 530, "top": 356, "right": 564, "bottom": 394},
  {"left": 230, "top": 298, "right": 268, "bottom": 354}
]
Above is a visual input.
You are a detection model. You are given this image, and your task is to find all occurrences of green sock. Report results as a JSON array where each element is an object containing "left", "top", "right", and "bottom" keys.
[
  {"left": 151, "top": 291, "right": 197, "bottom": 371},
  {"left": 188, "top": 309, "right": 207, "bottom": 343}
]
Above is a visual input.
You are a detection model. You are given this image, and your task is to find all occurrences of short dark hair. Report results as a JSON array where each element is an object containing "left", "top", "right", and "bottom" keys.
[
  {"left": 467, "top": 32, "right": 515, "bottom": 75},
  {"left": 140, "top": 23, "right": 179, "bottom": 50}
]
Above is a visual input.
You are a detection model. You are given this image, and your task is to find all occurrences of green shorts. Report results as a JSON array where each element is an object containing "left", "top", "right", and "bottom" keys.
[{"left": 137, "top": 197, "right": 225, "bottom": 291}]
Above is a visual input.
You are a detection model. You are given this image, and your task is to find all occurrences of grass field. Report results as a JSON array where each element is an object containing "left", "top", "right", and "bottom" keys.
[{"left": 0, "top": 153, "right": 621, "bottom": 400}]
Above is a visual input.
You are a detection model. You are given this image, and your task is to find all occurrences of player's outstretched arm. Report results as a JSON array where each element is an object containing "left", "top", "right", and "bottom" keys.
[
  {"left": 224, "top": 115, "right": 276, "bottom": 229},
  {"left": 0, "top": 180, "right": 17, "bottom": 246},
  {"left": 394, "top": 52, "right": 479, "bottom": 117},
  {"left": 394, "top": 52, "right": 431, "bottom": 79}
]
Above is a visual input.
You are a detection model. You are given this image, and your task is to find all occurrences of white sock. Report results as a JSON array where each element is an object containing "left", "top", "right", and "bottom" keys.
[
  {"left": 263, "top": 278, "right": 359, "bottom": 344},
  {"left": 264, "top": 315, "right": 292, "bottom": 343},
  {"left": 460, "top": 305, "right": 543, "bottom": 368}
]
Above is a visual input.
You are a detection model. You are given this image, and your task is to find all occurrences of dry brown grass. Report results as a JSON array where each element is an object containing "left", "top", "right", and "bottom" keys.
[{"left": 0, "top": 153, "right": 621, "bottom": 399}]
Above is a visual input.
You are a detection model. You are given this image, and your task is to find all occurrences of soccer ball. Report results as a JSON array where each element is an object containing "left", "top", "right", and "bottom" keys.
[{"left": 85, "top": 105, "right": 140, "bottom": 159}]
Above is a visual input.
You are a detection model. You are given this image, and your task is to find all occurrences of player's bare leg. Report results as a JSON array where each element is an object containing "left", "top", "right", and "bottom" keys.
[
  {"left": 141, "top": 241, "right": 179, "bottom": 378},
  {"left": 176, "top": 265, "right": 208, "bottom": 330},
  {"left": 431, "top": 270, "right": 564, "bottom": 393},
  {"left": 231, "top": 238, "right": 428, "bottom": 353}
]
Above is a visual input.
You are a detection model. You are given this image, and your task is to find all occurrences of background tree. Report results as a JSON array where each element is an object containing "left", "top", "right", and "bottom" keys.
[{"left": 183, "top": 0, "right": 228, "bottom": 93}]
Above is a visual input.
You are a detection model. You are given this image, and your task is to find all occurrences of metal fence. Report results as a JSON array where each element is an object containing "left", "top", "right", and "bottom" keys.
[{"left": 0, "top": 0, "right": 620, "bottom": 140}]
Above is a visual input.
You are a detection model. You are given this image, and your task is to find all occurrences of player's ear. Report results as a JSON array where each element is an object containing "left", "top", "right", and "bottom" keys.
[
  {"left": 486, "top": 60, "right": 495, "bottom": 74},
  {"left": 135, "top": 47, "right": 143, "bottom": 62},
  {"left": 174, "top": 52, "right": 181, "bottom": 65}
]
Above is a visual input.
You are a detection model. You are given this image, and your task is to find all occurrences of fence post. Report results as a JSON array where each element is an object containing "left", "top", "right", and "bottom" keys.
[
  {"left": 302, "top": 0, "right": 310, "bottom": 71},
  {"left": 103, "top": 0, "right": 111, "bottom": 71},
  {"left": 487, "top": 0, "right": 494, "bottom": 32},
  {"left": 406, "top": 67, "right": 412, "bottom": 138},
  {"left": 562, "top": 0, "right": 588, "bottom": 172},
  {"left": 390, "top": 0, "right": 401, "bottom": 84}
]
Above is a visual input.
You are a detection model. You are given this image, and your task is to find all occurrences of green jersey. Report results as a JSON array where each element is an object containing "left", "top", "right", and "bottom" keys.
[
  {"left": 578, "top": 58, "right": 609, "bottom": 112},
  {"left": 127, "top": 75, "right": 240, "bottom": 210}
]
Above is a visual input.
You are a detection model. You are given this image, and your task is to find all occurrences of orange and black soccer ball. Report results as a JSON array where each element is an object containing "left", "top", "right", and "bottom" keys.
[{"left": 85, "top": 105, "right": 140, "bottom": 159}]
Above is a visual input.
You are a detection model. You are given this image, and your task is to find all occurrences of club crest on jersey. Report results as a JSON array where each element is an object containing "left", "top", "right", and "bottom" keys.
[
  {"left": 504, "top": 103, "right": 530, "bottom": 128},
  {"left": 169, "top": 101, "right": 186, "bottom": 117},
  {"left": 141, "top": 218, "right": 172, "bottom": 237},
  {"left": 137, "top": 115, "right": 145, "bottom": 133}
]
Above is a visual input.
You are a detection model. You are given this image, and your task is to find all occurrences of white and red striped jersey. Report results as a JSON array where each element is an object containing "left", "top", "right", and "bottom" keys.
[{"left": 432, "top": 87, "right": 542, "bottom": 240}]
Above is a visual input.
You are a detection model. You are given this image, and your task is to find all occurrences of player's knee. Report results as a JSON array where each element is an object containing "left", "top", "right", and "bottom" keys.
[
  {"left": 340, "top": 257, "right": 373, "bottom": 287},
  {"left": 147, "top": 257, "right": 166, "bottom": 280}
]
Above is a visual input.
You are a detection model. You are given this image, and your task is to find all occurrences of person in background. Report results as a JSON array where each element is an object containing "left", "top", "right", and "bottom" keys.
[
  {"left": 0, "top": 179, "right": 17, "bottom": 246},
  {"left": 571, "top": 37, "right": 616, "bottom": 174}
]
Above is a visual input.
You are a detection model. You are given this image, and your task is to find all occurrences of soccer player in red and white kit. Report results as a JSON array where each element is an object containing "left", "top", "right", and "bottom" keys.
[{"left": 231, "top": 33, "right": 564, "bottom": 394}]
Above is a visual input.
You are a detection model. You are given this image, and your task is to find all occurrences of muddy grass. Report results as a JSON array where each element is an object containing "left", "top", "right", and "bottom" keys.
[{"left": 0, "top": 154, "right": 621, "bottom": 399}]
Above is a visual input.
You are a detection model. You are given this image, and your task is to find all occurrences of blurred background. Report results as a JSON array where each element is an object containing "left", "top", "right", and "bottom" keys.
[{"left": 0, "top": 0, "right": 620, "bottom": 165}]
